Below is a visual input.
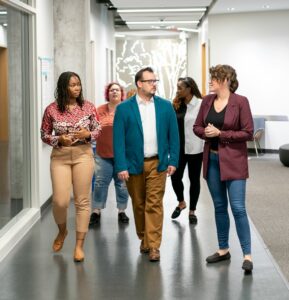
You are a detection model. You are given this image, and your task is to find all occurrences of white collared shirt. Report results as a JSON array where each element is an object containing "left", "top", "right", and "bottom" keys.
[
  {"left": 185, "top": 97, "right": 204, "bottom": 154},
  {"left": 136, "top": 94, "right": 158, "bottom": 158}
]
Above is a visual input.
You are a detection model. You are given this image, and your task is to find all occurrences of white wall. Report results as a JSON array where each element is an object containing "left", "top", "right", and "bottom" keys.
[
  {"left": 207, "top": 10, "right": 289, "bottom": 149},
  {"left": 208, "top": 10, "right": 289, "bottom": 117},
  {"left": 89, "top": 0, "right": 115, "bottom": 106},
  {"left": 36, "top": 0, "right": 54, "bottom": 206},
  {"left": 0, "top": 25, "right": 7, "bottom": 47},
  {"left": 187, "top": 19, "right": 209, "bottom": 94},
  {"left": 187, "top": 33, "right": 201, "bottom": 88}
]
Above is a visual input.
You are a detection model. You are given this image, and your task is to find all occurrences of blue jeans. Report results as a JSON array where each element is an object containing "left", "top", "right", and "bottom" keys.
[
  {"left": 92, "top": 153, "right": 129, "bottom": 210},
  {"left": 206, "top": 152, "right": 251, "bottom": 255}
]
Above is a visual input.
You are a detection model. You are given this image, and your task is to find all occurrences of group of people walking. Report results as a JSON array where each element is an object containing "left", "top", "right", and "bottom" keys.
[{"left": 41, "top": 64, "right": 254, "bottom": 273}]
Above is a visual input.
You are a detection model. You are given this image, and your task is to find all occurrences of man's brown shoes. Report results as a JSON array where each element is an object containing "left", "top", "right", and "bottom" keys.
[
  {"left": 52, "top": 230, "right": 68, "bottom": 252},
  {"left": 140, "top": 241, "right": 149, "bottom": 254},
  {"left": 149, "top": 248, "right": 160, "bottom": 262}
]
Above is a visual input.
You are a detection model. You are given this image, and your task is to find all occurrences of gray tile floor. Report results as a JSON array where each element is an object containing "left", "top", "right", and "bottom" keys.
[{"left": 0, "top": 176, "right": 289, "bottom": 300}]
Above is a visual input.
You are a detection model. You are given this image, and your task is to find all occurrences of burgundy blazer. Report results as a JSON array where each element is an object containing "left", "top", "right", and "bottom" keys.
[{"left": 193, "top": 93, "right": 253, "bottom": 181}]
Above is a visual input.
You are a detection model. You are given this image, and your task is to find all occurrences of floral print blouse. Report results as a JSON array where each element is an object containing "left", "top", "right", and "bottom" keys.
[{"left": 41, "top": 100, "right": 101, "bottom": 147}]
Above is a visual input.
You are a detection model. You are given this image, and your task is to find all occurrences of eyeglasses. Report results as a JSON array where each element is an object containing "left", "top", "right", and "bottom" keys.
[
  {"left": 109, "top": 88, "right": 121, "bottom": 92},
  {"left": 140, "top": 79, "right": 159, "bottom": 85}
]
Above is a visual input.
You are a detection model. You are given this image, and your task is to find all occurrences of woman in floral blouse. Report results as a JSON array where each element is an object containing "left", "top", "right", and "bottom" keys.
[{"left": 41, "top": 71, "right": 101, "bottom": 262}]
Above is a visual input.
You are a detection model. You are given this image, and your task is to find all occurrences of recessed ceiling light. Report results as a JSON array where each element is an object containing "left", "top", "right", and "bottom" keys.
[
  {"left": 3, "top": 23, "right": 7, "bottom": 27},
  {"left": 262, "top": 5, "right": 270, "bottom": 9},
  {"left": 227, "top": 7, "right": 235, "bottom": 11},
  {"left": 0, "top": 11, "right": 8, "bottom": 15},
  {"left": 126, "top": 21, "right": 199, "bottom": 25},
  {"left": 115, "top": 33, "right": 125, "bottom": 37},
  {"left": 118, "top": 8, "right": 206, "bottom": 13},
  {"left": 177, "top": 27, "right": 199, "bottom": 33}
]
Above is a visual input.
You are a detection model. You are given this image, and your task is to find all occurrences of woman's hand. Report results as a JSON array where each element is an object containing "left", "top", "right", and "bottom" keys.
[
  {"left": 71, "top": 127, "right": 91, "bottom": 140},
  {"left": 58, "top": 135, "right": 73, "bottom": 146},
  {"left": 204, "top": 123, "right": 221, "bottom": 138}
]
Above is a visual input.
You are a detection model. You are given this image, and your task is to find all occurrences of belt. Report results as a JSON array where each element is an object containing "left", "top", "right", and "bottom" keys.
[
  {"left": 70, "top": 140, "right": 87, "bottom": 147},
  {"left": 144, "top": 155, "right": 159, "bottom": 161}
]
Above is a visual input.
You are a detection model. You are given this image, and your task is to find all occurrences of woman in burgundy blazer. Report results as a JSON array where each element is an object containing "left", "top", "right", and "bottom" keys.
[{"left": 193, "top": 64, "right": 254, "bottom": 273}]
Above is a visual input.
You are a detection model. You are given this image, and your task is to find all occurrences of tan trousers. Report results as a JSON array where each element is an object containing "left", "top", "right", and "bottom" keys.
[
  {"left": 126, "top": 158, "right": 167, "bottom": 249},
  {"left": 50, "top": 144, "right": 94, "bottom": 233}
]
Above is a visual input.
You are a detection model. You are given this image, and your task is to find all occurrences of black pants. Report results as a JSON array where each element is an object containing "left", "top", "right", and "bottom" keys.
[{"left": 171, "top": 152, "right": 203, "bottom": 211}]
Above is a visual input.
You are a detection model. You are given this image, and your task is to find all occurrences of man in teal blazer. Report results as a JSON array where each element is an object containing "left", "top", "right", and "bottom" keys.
[{"left": 113, "top": 67, "right": 179, "bottom": 261}]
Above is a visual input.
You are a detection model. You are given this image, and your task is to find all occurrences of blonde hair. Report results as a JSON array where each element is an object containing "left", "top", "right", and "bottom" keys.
[{"left": 126, "top": 88, "right": 137, "bottom": 99}]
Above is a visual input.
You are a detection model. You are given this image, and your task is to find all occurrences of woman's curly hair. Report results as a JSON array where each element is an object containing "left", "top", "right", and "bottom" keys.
[
  {"left": 173, "top": 77, "right": 202, "bottom": 110},
  {"left": 210, "top": 64, "right": 239, "bottom": 93},
  {"left": 55, "top": 71, "right": 84, "bottom": 113}
]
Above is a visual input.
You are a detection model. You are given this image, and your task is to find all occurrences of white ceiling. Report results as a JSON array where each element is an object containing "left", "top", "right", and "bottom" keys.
[{"left": 110, "top": 0, "right": 289, "bottom": 31}]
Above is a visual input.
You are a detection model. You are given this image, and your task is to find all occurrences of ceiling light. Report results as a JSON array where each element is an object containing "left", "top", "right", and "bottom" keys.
[
  {"left": 262, "top": 5, "right": 270, "bottom": 9},
  {"left": 3, "top": 23, "right": 7, "bottom": 27},
  {"left": 115, "top": 33, "right": 125, "bottom": 37},
  {"left": 118, "top": 8, "right": 206, "bottom": 13},
  {"left": 227, "top": 7, "right": 235, "bottom": 11},
  {"left": 177, "top": 27, "right": 199, "bottom": 33},
  {"left": 0, "top": 11, "right": 8, "bottom": 15},
  {"left": 126, "top": 21, "right": 199, "bottom": 25}
]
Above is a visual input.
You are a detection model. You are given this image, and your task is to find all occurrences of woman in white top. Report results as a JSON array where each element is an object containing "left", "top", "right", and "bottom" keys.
[{"left": 171, "top": 77, "right": 204, "bottom": 224}]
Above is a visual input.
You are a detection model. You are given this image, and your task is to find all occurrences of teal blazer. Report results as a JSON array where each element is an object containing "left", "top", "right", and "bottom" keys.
[{"left": 113, "top": 95, "right": 179, "bottom": 174}]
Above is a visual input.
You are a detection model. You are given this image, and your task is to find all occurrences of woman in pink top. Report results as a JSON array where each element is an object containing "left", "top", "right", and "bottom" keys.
[
  {"left": 41, "top": 71, "right": 101, "bottom": 262},
  {"left": 89, "top": 82, "right": 129, "bottom": 226}
]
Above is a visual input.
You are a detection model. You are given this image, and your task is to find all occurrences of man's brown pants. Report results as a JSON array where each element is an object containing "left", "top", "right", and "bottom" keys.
[{"left": 126, "top": 158, "right": 167, "bottom": 249}]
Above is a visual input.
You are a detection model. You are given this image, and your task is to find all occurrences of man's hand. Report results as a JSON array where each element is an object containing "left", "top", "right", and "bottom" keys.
[
  {"left": 167, "top": 165, "right": 176, "bottom": 177},
  {"left": 118, "top": 170, "right": 129, "bottom": 181}
]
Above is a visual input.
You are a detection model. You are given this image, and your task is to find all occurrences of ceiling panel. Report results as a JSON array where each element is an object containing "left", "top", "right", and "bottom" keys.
[
  {"left": 111, "top": 0, "right": 211, "bottom": 31},
  {"left": 110, "top": 0, "right": 289, "bottom": 32},
  {"left": 111, "top": 0, "right": 212, "bottom": 9},
  {"left": 211, "top": 0, "right": 289, "bottom": 14}
]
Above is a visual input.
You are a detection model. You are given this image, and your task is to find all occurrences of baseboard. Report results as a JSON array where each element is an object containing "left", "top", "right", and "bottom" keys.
[
  {"left": 248, "top": 148, "right": 279, "bottom": 154},
  {"left": 0, "top": 208, "right": 40, "bottom": 262},
  {"left": 41, "top": 196, "right": 52, "bottom": 216}
]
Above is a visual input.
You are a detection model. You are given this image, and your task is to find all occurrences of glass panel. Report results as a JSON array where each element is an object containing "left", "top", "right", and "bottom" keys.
[{"left": 0, "top": 5, "right": 31, "bottom": 229}]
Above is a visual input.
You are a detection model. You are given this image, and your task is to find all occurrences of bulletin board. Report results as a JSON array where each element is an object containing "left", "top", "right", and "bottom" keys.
[{"left": 39, "top": 57, "right": 54, "bottom": 114}]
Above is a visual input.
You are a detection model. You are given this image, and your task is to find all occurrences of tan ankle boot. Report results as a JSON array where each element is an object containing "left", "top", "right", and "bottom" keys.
[
  {"left": 74, "top": 231, "right": 86, "bottom": 262},
  {"left": 52, "top": 223, "right": 68, "bottom": 252}
]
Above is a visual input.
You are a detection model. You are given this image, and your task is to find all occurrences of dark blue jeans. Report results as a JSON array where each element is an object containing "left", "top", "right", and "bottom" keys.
[{"left": 206, "top": 152, "right": 251, "bottom": 255}]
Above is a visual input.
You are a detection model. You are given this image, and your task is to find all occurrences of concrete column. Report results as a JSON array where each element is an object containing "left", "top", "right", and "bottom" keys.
[
  {"left": 7, "top": 9, "right": 23, "bottom": 200},
  {"left": 53, "top": 0, "right": 89, "bottom": 92}
]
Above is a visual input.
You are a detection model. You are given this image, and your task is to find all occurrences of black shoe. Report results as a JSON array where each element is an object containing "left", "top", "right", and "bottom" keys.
[
  {"left": 242, "top": 260, "right": 253, "bottom": 273},
  {"left": 189, "top": 214, "right": 198, "bottom": 224},
  {"left": 206, "top": 252, "right": 231, "bottom": 263},
  {"left": 89, "top": 212, "right": 101, "bottom": 226},
  {"left": 118, "top": 212, "right": 129, "bottom": 223},
  {"left": 171, "top": 206, "right": 186, "bottom": 219}
]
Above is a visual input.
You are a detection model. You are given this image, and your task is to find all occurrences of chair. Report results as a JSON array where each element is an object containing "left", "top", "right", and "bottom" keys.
[
  {"left": 279, "top": 144, "right": 289, "bottom": 167},
  {"left": 253, "top": 128, "right": 264, "bottom": 157}
]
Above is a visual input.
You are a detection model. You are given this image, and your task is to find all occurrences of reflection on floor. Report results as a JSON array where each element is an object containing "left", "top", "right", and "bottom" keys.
[
  {"left": 0, "top": 174, "right": 289, "bottom": 299},
  {"left": 0, "top": 141, "right": 23, "bottom": 228}
]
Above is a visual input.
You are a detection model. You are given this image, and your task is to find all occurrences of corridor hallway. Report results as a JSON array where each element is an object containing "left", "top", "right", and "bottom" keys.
[{"left": 0, "top": 176, "right": 288, "bottom": 300}]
